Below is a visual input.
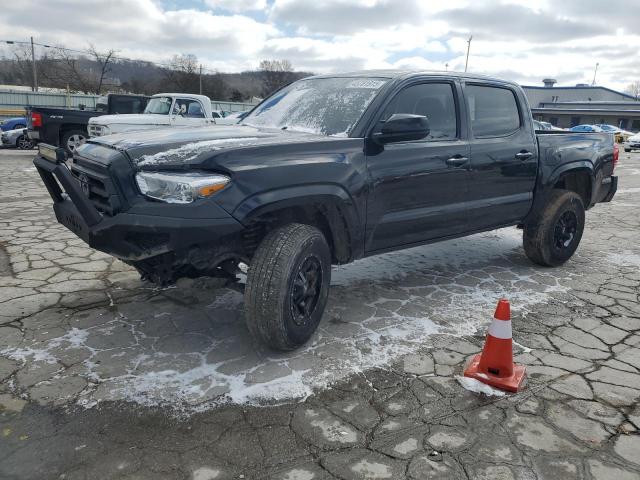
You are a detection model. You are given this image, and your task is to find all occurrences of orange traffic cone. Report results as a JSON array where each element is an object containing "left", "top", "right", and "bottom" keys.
[{"left": 464, "top": 298, "right": 526, "bottom": 393}]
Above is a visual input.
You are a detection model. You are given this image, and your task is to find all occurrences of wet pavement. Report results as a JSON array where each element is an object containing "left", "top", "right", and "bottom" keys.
[{"left": 0, "top": 147, "right": 639, "bottom": 479}]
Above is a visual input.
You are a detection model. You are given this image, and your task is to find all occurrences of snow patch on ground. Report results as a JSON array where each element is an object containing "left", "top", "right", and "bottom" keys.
[
  {"left": 1, "top": 228, "right": 573, "bottom": 412},
  {"left": 617, "top": 187, "right": 640, "bottom": 195},
  {"left": 456, "top": 376, "right": 506, "bottom": 397},
  {"left": 607, "top": 251, "right": 640, "bottom": 268}
]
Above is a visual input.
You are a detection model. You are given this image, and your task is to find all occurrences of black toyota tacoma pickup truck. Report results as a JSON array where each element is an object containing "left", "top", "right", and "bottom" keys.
[
  {"left": 27, "top": 94, "right": 148, "bottom": 156},
  {"left": 34, "top": 71, "right": 617, "bottom": 350}
]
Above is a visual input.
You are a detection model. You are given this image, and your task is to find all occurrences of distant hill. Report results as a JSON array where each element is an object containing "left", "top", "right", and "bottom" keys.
[{"left": 0, "top": 54, "right": 312, "bottom": 101}]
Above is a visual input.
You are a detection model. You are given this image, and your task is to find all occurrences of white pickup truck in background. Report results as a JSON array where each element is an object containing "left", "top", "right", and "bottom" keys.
[{"left": 88, "top": 93, "right": 225, "bottom": 137}]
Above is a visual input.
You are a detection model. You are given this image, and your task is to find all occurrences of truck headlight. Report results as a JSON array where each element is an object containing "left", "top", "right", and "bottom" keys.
[
  {"left": 135, "top": 172, "right": 230, "bottom": 204},
  {"left": 90, "top": 124, "right": 109, "bottom": 137}
]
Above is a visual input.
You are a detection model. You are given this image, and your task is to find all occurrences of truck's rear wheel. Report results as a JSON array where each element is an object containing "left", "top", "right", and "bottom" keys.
[
  {"left": 523, "top": 190, "right": 585, "bottom": 267},
  {"left": 61, "top": 129, "right": 87, "bottom": 156},
  {"left": 245, "top": 223, "right": 331, "bottom": 351}
]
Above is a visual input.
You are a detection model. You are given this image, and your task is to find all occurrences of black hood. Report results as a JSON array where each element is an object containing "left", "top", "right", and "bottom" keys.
[{"left": 87, "top": 124, "right": 335, "bottom": 168}]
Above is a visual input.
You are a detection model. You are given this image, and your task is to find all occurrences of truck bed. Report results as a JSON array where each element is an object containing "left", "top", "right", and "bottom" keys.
[{"left": 535, "top": 130, "right": 616, "bottom": 206}]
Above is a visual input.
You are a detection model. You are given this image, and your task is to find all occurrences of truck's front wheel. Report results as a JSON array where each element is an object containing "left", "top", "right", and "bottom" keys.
[
  {"left": 523, "top": 190, "right": 585, "bottom": 267},
  {"left": 245, "top": 223, "right": 331, "bottom": 351}
]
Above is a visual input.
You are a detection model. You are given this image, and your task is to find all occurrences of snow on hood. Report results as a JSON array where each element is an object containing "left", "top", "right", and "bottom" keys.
[
  {"left": 136, "top": 137, "right": 262, "bottom": 166},
  {"left": 89, "top": 124, "right": 332, "bottom": 167}
]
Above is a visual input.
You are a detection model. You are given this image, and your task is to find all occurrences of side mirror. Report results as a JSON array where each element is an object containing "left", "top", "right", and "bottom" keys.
[{"left": 372, "top": 113, "right": 430, "bottom": 144}]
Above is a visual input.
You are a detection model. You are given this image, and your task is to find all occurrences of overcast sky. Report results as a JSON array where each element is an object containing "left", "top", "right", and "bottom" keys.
[{"left": 1, "top": 0, "right": 638, "bottom": 91}]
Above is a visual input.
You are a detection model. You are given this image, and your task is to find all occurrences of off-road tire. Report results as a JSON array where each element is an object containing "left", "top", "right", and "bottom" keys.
[
  {"left": 245, "top": 223, "right": 331, "bottom": 351},
  {"left": 61, "top": 129, "right": 87, "bottom": 156},
  {"left": 523, "top": 190, "right": 585, "bottom": 267}
]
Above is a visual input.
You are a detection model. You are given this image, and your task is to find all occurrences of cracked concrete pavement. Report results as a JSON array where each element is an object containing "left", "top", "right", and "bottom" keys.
[{"left": 0, "top": 147, "right": 639, "bottom": 479}]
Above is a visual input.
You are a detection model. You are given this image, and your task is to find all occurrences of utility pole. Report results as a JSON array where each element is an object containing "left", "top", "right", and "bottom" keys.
[
  {"left": 30, "top": 36, "right": 38, "bottom": 92},
  {"left": 591, "top": 62, "right": 599, "bottom": 86},
  {"left": 464, "top": 35, "right": 473, "bottom": 72},
  {"left": 199, "top": 64, "right": 203, "bottom": 95}
]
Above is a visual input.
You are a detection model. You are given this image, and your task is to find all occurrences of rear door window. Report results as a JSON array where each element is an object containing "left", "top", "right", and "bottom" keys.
[
  {"left": 174, "top": 99, "right": 205, "bottom": 118},
  {"left": 466, "top": 85, "right": 521, "bottom": 137},
  {"left": 381, "top": 83, "right": 458, "bottom": 141}
]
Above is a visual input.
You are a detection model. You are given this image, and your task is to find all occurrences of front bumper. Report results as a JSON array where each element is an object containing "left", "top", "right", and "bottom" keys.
[{"left": 34, "top": 153, "right": 245, "bottom": 283}]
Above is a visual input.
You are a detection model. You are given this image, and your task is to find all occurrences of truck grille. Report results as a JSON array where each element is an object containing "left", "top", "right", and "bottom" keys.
[
  {"left": 70, "top": 157, "right": 122, "bottom": 216},
  {"left": 88, "top": 124, "right": 105, "bottom": 137}
]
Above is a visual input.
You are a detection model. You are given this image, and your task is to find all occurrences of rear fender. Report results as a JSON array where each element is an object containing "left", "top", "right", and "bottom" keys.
[{"left": 526, "top": 161, "right": 595, "bottom": 221}]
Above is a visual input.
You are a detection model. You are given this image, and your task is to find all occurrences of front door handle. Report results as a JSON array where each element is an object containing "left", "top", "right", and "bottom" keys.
[
  {"left": 445, "top": 155, "right": 469, "bottom": 167},
  {"left": 515, "top": 151, "right": 533, "bottom": 160}
]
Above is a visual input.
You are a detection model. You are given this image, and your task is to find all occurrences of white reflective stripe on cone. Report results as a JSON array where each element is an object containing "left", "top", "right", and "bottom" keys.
[{"left": 488, "top": 319, "right": 512, "bottom": 339}]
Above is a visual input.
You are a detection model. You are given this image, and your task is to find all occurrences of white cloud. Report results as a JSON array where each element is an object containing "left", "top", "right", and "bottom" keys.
[
  {"left": 204, "top": 0, "right": 267, "bottom": 13},
  {"left": 0, "top": 0, "right": 638, "bottom": 92}
]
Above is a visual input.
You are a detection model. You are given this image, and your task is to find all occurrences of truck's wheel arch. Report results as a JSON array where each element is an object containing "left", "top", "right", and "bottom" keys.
[
  {"left": 232, "top": 186, "right": 362, "bottom": 264},
  {"left": 526, "top": 162, "right": 594, "bottom": 223},
  {"left": 59, "top": 124, "right": 88, "bottom": 141},
  {"left": 548, "top": 162, "right": 595, "bottom": 207}
]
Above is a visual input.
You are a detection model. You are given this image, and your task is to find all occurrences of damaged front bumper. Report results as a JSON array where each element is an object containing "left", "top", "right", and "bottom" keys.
[{"left": 34, "top": 149, "right": 245, "bottom": 284}]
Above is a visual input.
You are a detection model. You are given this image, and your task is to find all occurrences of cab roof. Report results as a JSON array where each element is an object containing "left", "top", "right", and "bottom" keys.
[{"left": 306, "top": 69, "right": 519, "bottom": 87}]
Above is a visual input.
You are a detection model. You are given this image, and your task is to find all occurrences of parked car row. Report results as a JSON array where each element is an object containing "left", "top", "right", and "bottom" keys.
[
  {"left": 25, "top": 93, "right": 249, "bottom": 156},
  {"left": 569, "top": 124, "right": 635, "bottom": 143}
]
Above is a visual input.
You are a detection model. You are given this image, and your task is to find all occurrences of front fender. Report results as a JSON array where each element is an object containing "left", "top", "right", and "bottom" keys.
[{"left": 232, "top": 184, "right": 364, "bottom": 261}]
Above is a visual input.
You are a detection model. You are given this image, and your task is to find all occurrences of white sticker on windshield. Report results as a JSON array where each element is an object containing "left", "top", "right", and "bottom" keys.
[{"left": 345, "top": 79, "right": 386, "bottom": 89}]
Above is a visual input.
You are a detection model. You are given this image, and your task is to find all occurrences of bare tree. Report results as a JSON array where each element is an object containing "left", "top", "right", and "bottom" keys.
[
  {"left": 87, "top": 44, "right": 116, "bottom": 94},
  {"left": 203, "top": 72, "right": 228, "bottom": 100},
  {"left": 258, "top": 59, "right": 295, "bottom": 96},
  {"left": 37, "top": 47, "right": 94, "bottom": 93},
  {"left": 36, "top": 46, "right": 115, "bottom": 94},
  {"left": 163, "top": 54, "right": 200, "bottom": 93},
  {"left": 9, "top": 45, "right": 35, "bottom": 87},
  {"left": 625, "top": 81, "right": 640, "bottom": 100}
]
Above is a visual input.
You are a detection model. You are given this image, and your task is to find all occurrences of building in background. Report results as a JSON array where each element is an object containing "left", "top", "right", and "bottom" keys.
[{"left": 523, "top": 79, "right": 640, "bottom": 131}]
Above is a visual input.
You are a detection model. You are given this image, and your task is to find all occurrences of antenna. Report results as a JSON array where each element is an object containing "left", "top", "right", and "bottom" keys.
[
  {"left": 591, "top": 62, "right": 599, "bottom": 86},
  {"left": 465, "top": 35, "right": 473, "bottom": 72}
]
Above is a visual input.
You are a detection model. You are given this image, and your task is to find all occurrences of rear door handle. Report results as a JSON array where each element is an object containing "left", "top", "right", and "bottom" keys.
[
  {"left": 445, "top": 155, "right": 469, "bottom": 167},
  {"left": 515, "top": 151, "right": 533, "bottom": 160}
]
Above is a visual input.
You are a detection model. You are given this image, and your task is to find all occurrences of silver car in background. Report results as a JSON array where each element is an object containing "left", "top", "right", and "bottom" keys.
[
  {"left": 0, "top": 128, "right": 36, "bottom": 149},
  {"left": 623, "top": 132, "right": 640, "bottom": 152}
]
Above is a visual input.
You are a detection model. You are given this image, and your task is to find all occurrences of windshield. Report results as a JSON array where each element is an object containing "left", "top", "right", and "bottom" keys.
[
  {"left": 242, "top": 77, "right": 388, "bottom": 136},
  {"left": 144, "top": 97, "right": 173, "bottom": 115}
]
